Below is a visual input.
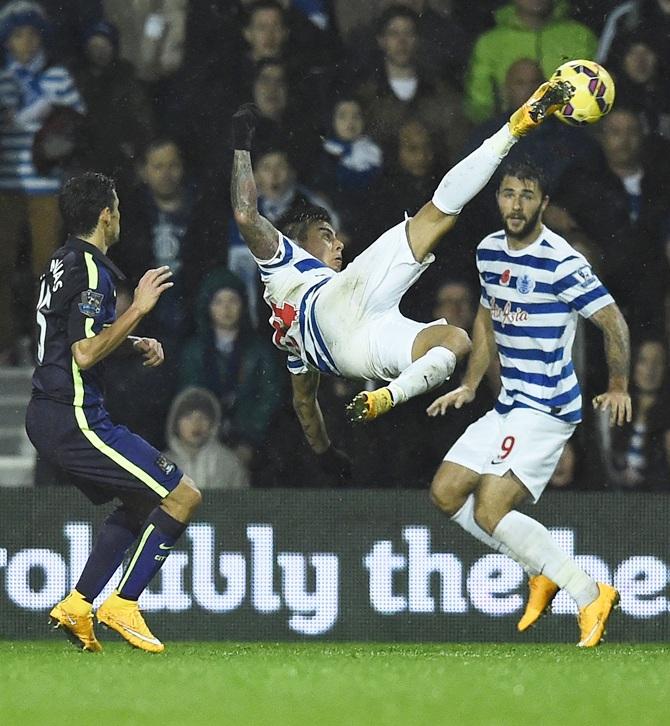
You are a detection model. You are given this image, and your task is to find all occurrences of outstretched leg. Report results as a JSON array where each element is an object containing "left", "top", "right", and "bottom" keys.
[{"left": 407, "top": 78, "right": 574, "bottom": 263}]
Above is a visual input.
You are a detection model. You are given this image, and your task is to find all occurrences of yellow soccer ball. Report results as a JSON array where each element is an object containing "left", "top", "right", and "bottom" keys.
[{"left": 551, "top": 59, "right": 616, "bottom": 125}]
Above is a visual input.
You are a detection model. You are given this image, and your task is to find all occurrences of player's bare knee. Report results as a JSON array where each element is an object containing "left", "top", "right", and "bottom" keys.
[
  {"left": 473, "top": 497, "right": 507, "bottom": 536},
  {"left": 162, "top": 476, "right": 202, "bottom": 521},
  {"left": 444, "top": 326, "right": 472, "bottom": 359},
  {"left": 429, "top": 477, "right": 466, "bottom": 516}
]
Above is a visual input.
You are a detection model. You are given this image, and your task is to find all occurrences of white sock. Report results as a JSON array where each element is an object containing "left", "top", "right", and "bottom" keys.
[
  {"left": 432, "top": 124, "right": 517, "bottom": 215},
  {"left": 493, "top": 511, "right": 599, "bottom": 608},
  {"left": 451, "top": 495, "right": 538, "bottom": 576},
  {"left": 387, "top": 347, "right": 456, "bottom": 405}
]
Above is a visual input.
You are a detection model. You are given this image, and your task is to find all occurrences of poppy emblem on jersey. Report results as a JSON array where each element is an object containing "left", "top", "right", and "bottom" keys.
[
  {"left": 78, "top": 290, "right": 104, "bottom": 317},
  {"left": 516, "top": 273, "right": 535, "bottom": 295},
  {"left": 500, "top": 269, "right": 511, "bottom": 286},
  {"left": 155, "top": 455, "right": 176, "bottom": 476}
]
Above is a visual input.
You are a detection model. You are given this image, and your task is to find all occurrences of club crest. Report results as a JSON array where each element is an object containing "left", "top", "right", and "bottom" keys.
[{"left": 516, "top": 273, "right": 535, "bottom": 295}]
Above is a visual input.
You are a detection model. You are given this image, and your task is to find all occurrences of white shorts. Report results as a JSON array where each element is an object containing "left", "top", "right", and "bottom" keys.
[
  {"left": 314, "top": 219, "right": 443, "bottom": 380},
  {"left": 444, "top": 407, "right": 576, "bottom": 502}
]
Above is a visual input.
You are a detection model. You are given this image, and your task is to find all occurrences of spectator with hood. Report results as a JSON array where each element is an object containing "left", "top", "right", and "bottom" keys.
[
  {"left": 163, "top": 386, "right": 250, "bottom": 490},
  {"left": 179, "top": 268, "right": 284, "bottom": 469}
]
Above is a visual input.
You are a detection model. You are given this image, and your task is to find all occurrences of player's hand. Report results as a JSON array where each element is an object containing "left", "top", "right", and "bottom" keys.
[
  {"left": 132, "top": 337, "right": 164, "bottom": 367},
  {"left": 592, "top": 390, "right": 632, "bottom": 427},
  {"left": 317, "top": 445, "right": 353, "bottom": 485},
  {"left": 132, "top": 266, "right": 173, "bottom": 315},
  {"left": 231, "top": 103, "right": 260, "bottom": 151},
  {"left": 426, "top": 385, "right": 475, "bottom": 416}
]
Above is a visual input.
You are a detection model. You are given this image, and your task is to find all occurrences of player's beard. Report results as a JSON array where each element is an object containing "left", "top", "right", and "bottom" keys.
[{"left": 503, "top": 205, "right": 543, "bottom": 241}]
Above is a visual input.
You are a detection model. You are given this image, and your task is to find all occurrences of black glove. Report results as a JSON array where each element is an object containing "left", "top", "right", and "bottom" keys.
[
  {"left": 231, "top": 103, "right": 260, "bottom": 151},
  {"left": 317, "top": 445, "right": 353, "bottom": 485}
]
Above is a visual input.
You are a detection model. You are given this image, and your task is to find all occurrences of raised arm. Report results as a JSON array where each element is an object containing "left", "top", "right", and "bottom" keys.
[
  {"left": 230, "top": 104, "right": 280, "bottom": 260},
  {"left": 427, "top": 304, "right": 495, "bottom": 416},
  {"left": 588, "top": 302, "right": 632, "bottom": 426}
]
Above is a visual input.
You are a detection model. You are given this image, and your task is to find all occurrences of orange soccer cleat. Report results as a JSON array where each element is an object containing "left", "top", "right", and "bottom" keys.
[
  {"left": 97, "top": 591, "right": 164, "bottom": 653},
  {"left": 508, "top": 79, "right": 575, "bottom": 137},
  {"left": 49, "top": 590, "right": 102, "bottom": 652},
  {"left": 517, "top": 574, "right": 560, "bottom": 632},
  {"left": 577, "top": 582, "right": 620, "bottom": 648},
  {"left": 346, "top": 387, "right": 394, "bottom": 423}
]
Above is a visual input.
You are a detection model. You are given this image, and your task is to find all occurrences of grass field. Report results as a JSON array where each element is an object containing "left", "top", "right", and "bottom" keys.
[{"left": 1, "top": 641, "right": 669, "bottom": 726}]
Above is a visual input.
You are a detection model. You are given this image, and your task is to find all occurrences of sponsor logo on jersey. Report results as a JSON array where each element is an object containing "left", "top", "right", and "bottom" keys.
[
  {"left": 78, "top": 290, "right": 104, "bottom": 317},
  {"left": 490, "top": 297, "right": 528, "bottom": 326},
  {"left": 516, "top": 273, "right": 535, "bottom": 295}
]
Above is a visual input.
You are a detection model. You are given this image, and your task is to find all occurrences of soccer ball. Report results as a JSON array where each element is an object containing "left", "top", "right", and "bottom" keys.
[{"left": 551, "top": 60, "right": 615, "bottom": 126}]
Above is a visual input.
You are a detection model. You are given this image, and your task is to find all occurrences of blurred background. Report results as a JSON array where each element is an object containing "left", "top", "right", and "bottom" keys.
[{"left": 1, "top": 0, "right": 669, "bottom": 494}]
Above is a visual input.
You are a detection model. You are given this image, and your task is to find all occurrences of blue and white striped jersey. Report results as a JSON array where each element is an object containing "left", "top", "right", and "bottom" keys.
[
  {"left": 254, "top": 232, "right": 338, "bottom": 376},
  {"left": 477, "top": 225, "right": 614, "bottom": 423},
  {"left": 0, "top": 52, "right": 85, "bottom": 195}
]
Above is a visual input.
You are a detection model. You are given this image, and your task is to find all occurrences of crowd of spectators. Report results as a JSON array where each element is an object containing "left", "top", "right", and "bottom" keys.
[{"left": 1, "top": 0, "right": 669, "bottom": 492}]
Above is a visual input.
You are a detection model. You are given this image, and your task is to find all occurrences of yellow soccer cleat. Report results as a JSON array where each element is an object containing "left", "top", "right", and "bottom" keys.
[
  {"left": 577, "top": 582, "right": 620, "bottom": 648},
  {"left": 49, "top": 590, "right": 102, "bottom": 652},
  {"left": 97, "top": 591, "right": 164, "bottom": 653},
  {"left": 508, "top": 79, "right": 575, "bottom": 137},
  {"left": 346, "top": 387, "right": 394, "bottom": 423},
  {"left": 517, "top": 574, "right": 560, "bottom": 632}
]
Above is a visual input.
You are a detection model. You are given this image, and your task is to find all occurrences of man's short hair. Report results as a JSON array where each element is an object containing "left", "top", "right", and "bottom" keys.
[
  {"left": 244, "top": 0, "right": 285, "bottom": 26},
  {"left": 279, "top": 204, "right": 332, "bottom": 244},
  {"left": 377, "top": 4, "right": 419, "bottom": 35},
  {"left": 59, "top": 172, "right": 116, "bottom": 237},
  {"left": 498, "top": 157, "right": 548, "bottom": 197},
  {"left": 140, "top": 136, "right": 182, "bottom": 163}
]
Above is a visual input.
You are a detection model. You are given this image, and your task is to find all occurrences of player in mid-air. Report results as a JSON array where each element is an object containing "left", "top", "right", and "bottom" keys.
[
  {"left": 25, "top": 172, "right": 202, "bottom": 652},
  {"left": 427, "top": 159, "right": 631, "bottom": 647},
  {"left": 230, "top": 78, "right": 574, "bottom": 461}
]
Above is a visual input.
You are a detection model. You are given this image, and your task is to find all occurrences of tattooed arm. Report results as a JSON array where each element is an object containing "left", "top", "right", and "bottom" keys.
[
  {"left": 589, "top": 303, "right": 632, "bottom": 426},
  {"left": 291, "top": 370, "right": 330, "bottom": 453},
  {"left": 230, "top": 104, "right": 279, "bottom": 259},
  {"left": 231, "top": 149, "right": 280, "bottom": 260}
]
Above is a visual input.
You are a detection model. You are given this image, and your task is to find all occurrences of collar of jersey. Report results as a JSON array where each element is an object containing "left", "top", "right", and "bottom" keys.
[
  {"left": 503, "top": 225, "right": 546, "bottom": 257},
  {"left": 65, "top": 237, "right": 127, "bottom": 280}
]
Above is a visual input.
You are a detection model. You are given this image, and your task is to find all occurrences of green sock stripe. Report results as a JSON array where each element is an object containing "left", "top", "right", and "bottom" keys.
[{"left": 117, "top": 524, "right": 155, "bottom": 593}]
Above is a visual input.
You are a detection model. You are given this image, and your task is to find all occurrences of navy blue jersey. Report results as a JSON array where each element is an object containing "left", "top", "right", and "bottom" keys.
[{"left": 32, "top": 237, "right": 126, "bottom": 406}]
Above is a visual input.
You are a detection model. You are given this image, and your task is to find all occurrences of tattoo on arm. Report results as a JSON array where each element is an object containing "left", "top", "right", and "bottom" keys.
[
  {"left": 291, "top": 372, "right": 330, "bottom": 453},
  {"left": 590, "top": 304, "right": 630, "bottom": 390},
  {"left": 231, "top": 150, "right": 279, "bottom": 259}
]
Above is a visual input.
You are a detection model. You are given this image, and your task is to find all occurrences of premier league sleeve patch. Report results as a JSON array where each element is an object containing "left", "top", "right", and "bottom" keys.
[
  {"left": 575, "top": 265, "right": 599, "bottom": 289},
  {"left": 78, "top": 289, "right": 104, "bottom": 317}
]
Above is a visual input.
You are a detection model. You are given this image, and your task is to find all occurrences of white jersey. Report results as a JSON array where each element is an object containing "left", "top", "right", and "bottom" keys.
[
  {"left": 477, "top": 225, "right": 614, "bottom": 424},
  {"left": 254, "top": 232, "right": 338, "bottom": 375}
]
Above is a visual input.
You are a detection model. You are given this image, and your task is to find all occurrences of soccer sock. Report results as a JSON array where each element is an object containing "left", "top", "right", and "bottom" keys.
[
  {"left": 116, "top": 507, "right": 187, "bottom": 601},
  {"left": 75, "top": 507, "right": 142, "bottom": 602},
  {"left": 432, "top": 124, "right": 517, "bottom": 215},
  {"left": 493, "top": 511, "right": 599, "bottom": 608},
  {"left": 387, "top": 346, "right": 457, "bottom": 405},
  {"left": 450, "top": 495, "right": 538, "bottom": 576}
]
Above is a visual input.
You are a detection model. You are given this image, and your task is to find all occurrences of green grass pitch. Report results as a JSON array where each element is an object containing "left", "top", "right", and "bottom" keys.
[{"left": 1, "top": 641, "right": 669, "bottom": 725}]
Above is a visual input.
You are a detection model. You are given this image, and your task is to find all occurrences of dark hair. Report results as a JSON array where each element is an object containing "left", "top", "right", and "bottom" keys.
[
  {"left": 253, "top": 57, "right": 286, "bottom": 81},
  {"left": 377, "top": 5, "right": 419, "bottom": 35},
  {"left": 140, "top": 136, "right": 182, "bottom": 163},
  {"left": 245, "top": 0, "right": 285, "bottom": 25},
  {"left": 498, "top": 158, "right": 547, "bottom": 197},
  {"left": 279, "top": 204, "right": 332, "bottom": 244},
  {"left": 59, "top": 172, "right": 116, "bottom": 237}
]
